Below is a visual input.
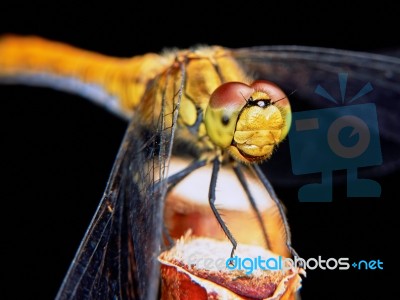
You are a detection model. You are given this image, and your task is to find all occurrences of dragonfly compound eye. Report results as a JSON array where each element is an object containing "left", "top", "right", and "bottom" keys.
[
  {"left": 205, "top": 81, "right": 292, "bottom": 163},
  {"left": 205, "top": 82, "right": 252, "bottom": 149}
]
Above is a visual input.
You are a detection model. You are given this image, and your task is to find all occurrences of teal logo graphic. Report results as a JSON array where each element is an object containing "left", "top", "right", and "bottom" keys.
[{"left": 289, "top": 73, "right": 382, "bottom": 202}]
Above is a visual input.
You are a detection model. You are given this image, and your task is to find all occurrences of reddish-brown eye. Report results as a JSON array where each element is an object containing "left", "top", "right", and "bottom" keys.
[
  {"left": 205, "top": 82, "right": 253, "bottom": 149},
  {"left": 209, "top": 82, "right": 253, "bottom": 109},
  {"left": 250, "top": 80, "right": 289, "bottom": 105}
]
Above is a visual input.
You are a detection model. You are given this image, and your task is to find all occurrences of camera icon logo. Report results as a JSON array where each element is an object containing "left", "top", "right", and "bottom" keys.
[{"left": 288, "top": 74, "right": 382, "bottom": 202}]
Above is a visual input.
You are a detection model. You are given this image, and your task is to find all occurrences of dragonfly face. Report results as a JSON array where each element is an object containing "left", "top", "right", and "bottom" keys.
[{"left": 205, "top": 80, "right": 292, "bottom": 163}]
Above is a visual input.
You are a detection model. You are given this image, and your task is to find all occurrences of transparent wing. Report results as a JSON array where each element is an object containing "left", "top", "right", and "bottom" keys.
[
  {"left": 55, "top": 63, "right": 184, "bottom": 300},
  {"left": 233, "top": 46, "right": 400, "bottom": 186}
]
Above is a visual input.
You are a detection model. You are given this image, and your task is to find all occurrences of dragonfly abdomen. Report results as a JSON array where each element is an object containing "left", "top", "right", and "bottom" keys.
[{"left": 0, "top": 35, "right": 171, "bottom": 119}]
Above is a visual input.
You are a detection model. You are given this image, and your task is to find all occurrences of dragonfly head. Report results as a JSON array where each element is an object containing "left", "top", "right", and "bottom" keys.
[{"left": 204, "top": 80, "right": 292, "bottom": 163}]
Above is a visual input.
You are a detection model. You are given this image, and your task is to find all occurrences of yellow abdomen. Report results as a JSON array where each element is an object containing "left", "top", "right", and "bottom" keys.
[{"left": 0, "top": 35, "right": 171, "bottom": 118}]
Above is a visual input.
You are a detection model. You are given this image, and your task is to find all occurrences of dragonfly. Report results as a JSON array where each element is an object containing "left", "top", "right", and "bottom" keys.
[{"left": 1, "top": 35, "right": 399, "bottom": 299}]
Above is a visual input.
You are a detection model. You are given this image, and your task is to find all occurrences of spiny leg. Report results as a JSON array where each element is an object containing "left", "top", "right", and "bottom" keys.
[
  {"left": 160, "top": 159, "right": 208, "bottom": 248},
  {"left": 209, "top": 157, "right": 237, "bottom": 258},
  {"left": 152, "top": 159, "right": 207, "bottom": 193},
  {"left": 232, "top": 163, "right": 271, "bottom": 249},
  {"left": 251, "top": 164, "right": 301, "bottom": 260},
  {"left": 162, "top": 223, "right": 175, "bottom": 249},
  {"left": 166, "top": 159, "right": 207, "bottom": 192}
]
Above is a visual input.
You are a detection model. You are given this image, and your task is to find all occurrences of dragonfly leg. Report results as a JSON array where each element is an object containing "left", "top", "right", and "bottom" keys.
[
  {"left": 166, "top": 159, "right": 207, "bottom": 192},
  {"left": 152, "top": 159, "right": 207, "bottom": 194},
  {"left": 232, "top": 163, "right": 271, "bottom": 249},
  {"left": 251, "top": 164, "right": 302, "bottom": 264},
  {"left": 209, "top": 157, "right": 237, "bottom": 258},
  {"left": 162, "top": 222, "right": 175, "bottom": 249},
  {"left": 160, "top": 159, "right": 208, "bottom": 249}
]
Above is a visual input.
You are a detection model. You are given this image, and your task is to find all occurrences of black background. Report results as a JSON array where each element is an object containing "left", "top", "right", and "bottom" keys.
[{"left": 0, "top": 2, "right": 398, "bottom": 300}]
